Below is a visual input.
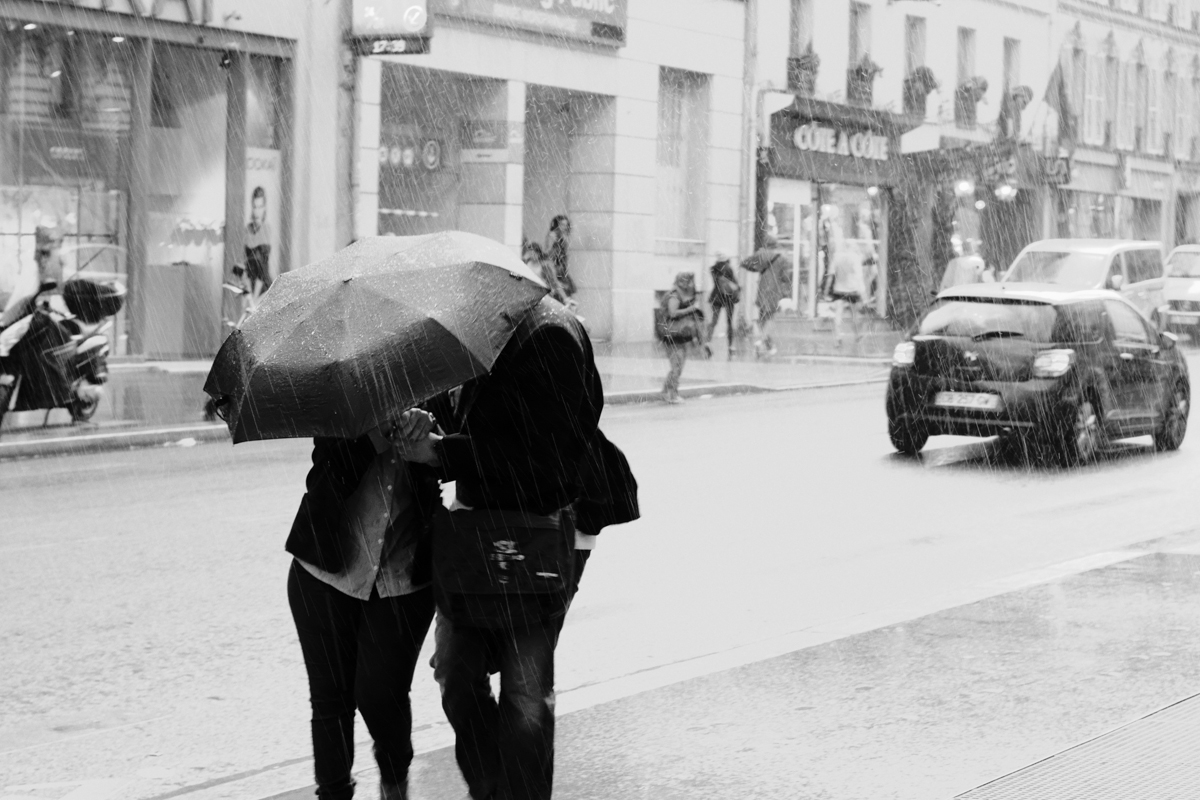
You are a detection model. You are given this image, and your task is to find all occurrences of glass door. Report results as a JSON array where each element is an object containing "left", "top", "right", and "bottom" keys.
[{"left": 765, "top": 178, "right": 815, "bottom": 318}]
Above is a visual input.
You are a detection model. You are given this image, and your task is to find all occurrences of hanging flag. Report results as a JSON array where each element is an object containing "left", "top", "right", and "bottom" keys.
[{"left": 1043, "top": 60, "right": 1076, "bottom": 155}]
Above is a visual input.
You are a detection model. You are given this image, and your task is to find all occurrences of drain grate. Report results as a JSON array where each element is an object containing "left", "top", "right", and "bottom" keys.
[{"left": 957, "top": 692, "right": 1200, "bottom": 800}]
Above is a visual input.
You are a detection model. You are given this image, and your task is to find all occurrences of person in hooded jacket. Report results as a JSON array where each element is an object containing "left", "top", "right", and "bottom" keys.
[{"left": 397, "top": 295, "right": 604, "bottom": 800}]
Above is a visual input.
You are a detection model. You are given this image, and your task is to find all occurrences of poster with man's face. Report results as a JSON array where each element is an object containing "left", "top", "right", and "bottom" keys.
[{"left": 245, "top": 148, "right": 281, "bottom": 280}]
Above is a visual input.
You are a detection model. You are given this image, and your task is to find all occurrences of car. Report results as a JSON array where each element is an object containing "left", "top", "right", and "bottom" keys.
[
  {"left": 1163, "top": 244, "right": 1200, "bottom": 338},
  {"left": 1001, "top": 239, "right": 1168, "bottom": 328},
  {"left": 886, "top": 283, "right": 1190, "bottom": 464}
]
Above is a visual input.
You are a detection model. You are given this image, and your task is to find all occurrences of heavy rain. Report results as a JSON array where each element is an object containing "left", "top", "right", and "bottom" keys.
[{"left": 3, "top": 1, "right": 1200, "bottom": 799}]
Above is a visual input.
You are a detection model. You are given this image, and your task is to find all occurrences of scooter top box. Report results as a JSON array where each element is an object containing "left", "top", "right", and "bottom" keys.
[{"left": 63, "top": 278, "right": 125, "bottom": 324}]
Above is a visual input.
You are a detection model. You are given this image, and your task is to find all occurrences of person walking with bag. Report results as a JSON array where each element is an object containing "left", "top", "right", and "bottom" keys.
[
  {"left": 742, "top": 237, "right": 792, "bottom": 359},
  {"left": 286, "top": 410, "right": 442, "bottom": 800},
  {"left": 705, "top": 253, "right": 740, "bottom": 359},
  {"left": 396, "top": 296, "right": 604, "bottom": 800},
  {"left": 658, "top": 271, "right": 704, "bottom": 404}
]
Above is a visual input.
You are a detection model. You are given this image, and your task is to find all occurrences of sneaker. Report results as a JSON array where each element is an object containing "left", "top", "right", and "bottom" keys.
[{"left": 663, "top": 392, "right": 684, "bottom": 405}]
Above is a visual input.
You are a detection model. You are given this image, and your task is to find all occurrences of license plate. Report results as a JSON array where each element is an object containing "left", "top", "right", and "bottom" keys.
[
  {"left": 1170, "top": 314, "right": 1198, "bottom": 326},
  {"left": 933, "top": 391, "right": 1001, "bottom": 410}
]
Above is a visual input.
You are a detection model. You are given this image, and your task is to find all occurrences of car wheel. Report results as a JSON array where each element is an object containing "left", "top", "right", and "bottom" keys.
[
  {"left": 1058, "top": 397, "right": 1106, "bottom": 466},
  {"left": 889, "top": 418, "right": 928, "bottom": 455},
  {"left": 1154, "top": 379, "right": 1189, "bottom": 452}
]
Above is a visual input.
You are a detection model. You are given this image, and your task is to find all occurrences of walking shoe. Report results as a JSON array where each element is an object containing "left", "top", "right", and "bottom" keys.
[{"left": 663, "top": 392, "right": 684, "bottom": 405}]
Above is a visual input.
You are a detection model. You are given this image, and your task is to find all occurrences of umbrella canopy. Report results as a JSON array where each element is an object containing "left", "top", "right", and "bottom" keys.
[{"left": 204, "top": 231, "right": 547, "bottom": 443}]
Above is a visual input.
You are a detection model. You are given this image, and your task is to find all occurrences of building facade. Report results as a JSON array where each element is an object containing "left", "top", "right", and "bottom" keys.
[
  {"left": 353, "top": 0, "right": 747, "bottom": 343},
  {"left": 0, "top": 0, "right": 346, "bottom": 359},
  {"left": 1051, "top": 0, "right": 1200, "bottom": 250},
  {"left": 757, "top": 0, "right": 1060, "bottom": 326}
]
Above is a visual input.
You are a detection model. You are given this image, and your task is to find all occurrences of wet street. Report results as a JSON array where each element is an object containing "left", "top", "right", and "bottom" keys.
[{"left": 4, "top": 372, "right": 1200, "bottom": 800}]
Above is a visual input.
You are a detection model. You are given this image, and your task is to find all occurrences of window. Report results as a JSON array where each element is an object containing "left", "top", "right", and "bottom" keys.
[
  {"left": 655, "top": 68, "right": 709, "bottom": 253},
  {"left": 957, "top": 27, "right": 976, "bottom": 87},
  {"left": 1125, "top": 249, "right": 1164, "bottom": 283},
  {"left": 790, "top": 0, "right": 814, "bottom": 57},
  {"left": 1164, "top": 71, "right": 1177, "bottom": 155},
  {"left": 1071, "top": 48, "right": 1087, "bottom": 122},
  {"left": 1147, "top": 69, "right": 1162, "bottom": 153},
  {"left": 1004, "top": 38, "right": 1021, "bottom": 89},
  {"left": 1084, "top": 53, "right": 1106, "bottom": 145},
  {"left": 905, "top": 16, "right": 926, "bottom": 76},
  {"left": 1105, "top": 56, "right": 1119, "bottom": 146},
  {"left": 849, "top": 3, "right": 872, "bottom": 65},
  {"left": 1105, "top": 300, "right": 1151, "bottom": 344},
  {"left": 1118, "top": 62, "right": 1137, "bottom": 149},
  {"left": 1178, "top": 74, "right": 1194, "bottom": 159}
]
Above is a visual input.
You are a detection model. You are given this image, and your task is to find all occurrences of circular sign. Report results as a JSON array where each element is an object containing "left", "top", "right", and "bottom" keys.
[
  {"left": 402, "top": 147, "right": 415, "bottom": 168},
  {"left": 421, "top": 139, "right": 442, "bottom": 171},
  {"left": 404, "top": 5, "right": 428, "bottom": 31},
  {"left": 389, "top": 146, "right": 402, "bottom": 167}
]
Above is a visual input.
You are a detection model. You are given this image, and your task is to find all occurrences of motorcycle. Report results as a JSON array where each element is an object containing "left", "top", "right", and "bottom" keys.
[{"left": 0, "top": 274, "right": 126, "bottom": 432}]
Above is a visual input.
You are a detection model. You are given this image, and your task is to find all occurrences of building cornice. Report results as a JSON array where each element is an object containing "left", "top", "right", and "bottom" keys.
[{"left": 1059, "top": 1, "right": 1200, "bottom": 48}]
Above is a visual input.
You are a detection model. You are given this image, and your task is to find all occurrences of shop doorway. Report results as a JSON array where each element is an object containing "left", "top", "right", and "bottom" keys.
[
  {"left": 764, "top": 178, "right": 814, "bottom": 318},
  {"left": 815, "top": 183, "right": 884, "bottom": 317}
]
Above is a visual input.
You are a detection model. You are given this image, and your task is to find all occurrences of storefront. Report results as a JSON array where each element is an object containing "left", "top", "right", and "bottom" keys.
[
  {"left": 760, "top": 97, "right": 910, "bottom": 320},
  {"left": 354, "top": 1, "right": 747, "bottom": 343},
  {"left": 0, "top": 2, "right": 294, "bottom": 358},
  {"left": 1053, "top": 151, "right": 1173, "bottom": 244}
]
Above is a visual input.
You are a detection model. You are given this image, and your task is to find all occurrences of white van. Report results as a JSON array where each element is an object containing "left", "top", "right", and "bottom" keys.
[
  {"left": 1163, "top": 244, "right": 1200, "bottom": 337},
  {"left": 1001, "top": 239, "right": 1168, "bottom": 327}
]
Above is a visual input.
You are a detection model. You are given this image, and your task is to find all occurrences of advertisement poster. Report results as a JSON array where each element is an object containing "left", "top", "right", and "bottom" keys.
[{"left": 244, "top": 147, "right": 281, "bottom": 285}]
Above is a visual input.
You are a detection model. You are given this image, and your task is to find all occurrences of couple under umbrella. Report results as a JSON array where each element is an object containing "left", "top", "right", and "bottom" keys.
[{"left": 205, "top": 231, "right": 638, "bottom": 800}]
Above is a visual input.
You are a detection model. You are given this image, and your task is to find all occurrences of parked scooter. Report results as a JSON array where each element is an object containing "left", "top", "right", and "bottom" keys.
[{"left": 0, "top": 274, "right": 126, "bottom": 432}]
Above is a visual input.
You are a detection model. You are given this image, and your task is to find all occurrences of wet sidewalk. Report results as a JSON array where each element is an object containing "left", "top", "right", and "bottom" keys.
[
  {"left": 0, "top": 344, "right": 891, "bottom": 458},
  {"left": 254, "top": 533, "right": 1200, "bottom": 800}
]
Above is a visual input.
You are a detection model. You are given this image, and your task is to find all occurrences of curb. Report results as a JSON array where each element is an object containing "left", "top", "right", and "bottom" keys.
[
  {"left": 0, "top": 378, "right": 888, "bottom": 460},
  {"left": 0, "top": 423, "right": 230, "bottom": 461}
]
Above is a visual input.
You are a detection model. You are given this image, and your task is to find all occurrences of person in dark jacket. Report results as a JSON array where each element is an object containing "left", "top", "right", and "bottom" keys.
[
  {"left": 545, "top": 214, "right": 575, "bottom": 297},
  {"left": 397, "top": 296, "right": 603, "bottom": 800},
  {"left": 285, "top": 411, "right": 442, "bottom": 800},
  {"left": 705, "top": 253, "right": 740, "bottom": 358}
]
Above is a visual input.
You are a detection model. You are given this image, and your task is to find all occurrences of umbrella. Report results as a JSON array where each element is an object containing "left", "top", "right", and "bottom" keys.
[{"left": 203, "top": 231, "right": 547, "bottom": 443}]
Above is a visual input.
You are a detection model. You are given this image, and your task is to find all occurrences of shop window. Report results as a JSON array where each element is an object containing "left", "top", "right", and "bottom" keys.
[
  {"left": 846, "top": 3, "right": 878, "bottom": 107},
  {"left": 0, "top": 25, "right": 134, "bottom": 351},
  {"left": 655, "top": 68, "right": 709, "bottom": 256},
  {"left": 1125, "top": 249, "right": 1164, "bottom": 283},
  {"left": 1163, "top": 71, "right": 1176, "bottom": 156}
]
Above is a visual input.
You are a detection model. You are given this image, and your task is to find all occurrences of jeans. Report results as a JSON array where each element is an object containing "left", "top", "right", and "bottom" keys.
[
  {"left": 434, "top": 618, "right": 558, "bottom": 800},
  {"left": 288, "top": 561, "right": 435, "bottom": 799},
  {"left": 706, "top": 303, "right": 735, "bottom": 348},
  {"left": 431, "top": 550, "right": 589, "bottom": 800},
  {"left": 663, "top": 341, "right": 687, "bottom": 396}
]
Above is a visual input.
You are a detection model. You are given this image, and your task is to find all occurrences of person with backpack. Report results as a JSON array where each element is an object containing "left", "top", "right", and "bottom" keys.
[
  {"left": 657, "top": 271, "right": 704, "bottom": 405},
  {"left": 705, "top": 253, "right": 740, "bottom": 359}
]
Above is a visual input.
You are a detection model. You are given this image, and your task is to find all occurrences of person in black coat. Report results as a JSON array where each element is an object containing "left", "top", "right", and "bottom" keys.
[
  {"left": 286, "top": 413, "right": 442, "bottom": 800},
  {"left": 398, "top": 296, "right": 604, "bottom": 800}
]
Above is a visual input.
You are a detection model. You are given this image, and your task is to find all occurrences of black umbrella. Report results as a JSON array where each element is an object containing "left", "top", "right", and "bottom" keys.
[{"left": 204, "top": 231, "right": 547, "bottom": 443}]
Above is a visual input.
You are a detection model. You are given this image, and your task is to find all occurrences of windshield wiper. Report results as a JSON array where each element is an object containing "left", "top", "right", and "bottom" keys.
[{"left": 973, "top": 330, "right": 1026, "bottom": 341}]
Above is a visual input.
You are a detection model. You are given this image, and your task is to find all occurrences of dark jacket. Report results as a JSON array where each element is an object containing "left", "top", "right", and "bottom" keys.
[
  {"left": 286, "top": 434, "right": 442, "bottom": 579},
  {"left": 432, "top": 297, "right": 604, "bottom": 514},
  {"left": 708, "top": 260, "right": 739, "bottom": 307}
]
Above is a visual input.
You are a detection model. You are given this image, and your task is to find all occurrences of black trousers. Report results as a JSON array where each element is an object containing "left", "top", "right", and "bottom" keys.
[{"left": 288, "top": 561, "right": 435, "bottom": 799}]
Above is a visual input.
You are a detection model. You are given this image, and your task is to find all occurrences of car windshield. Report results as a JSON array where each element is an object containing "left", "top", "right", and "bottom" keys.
[
  {"left": 1168, "top": 252, "right": 1200, "bottom": 278},
  {"left": 1004, "top": 250, "right": 1109, "bottom": 287},
  {"left": 918, "top": 299, "right": 1058, "bottom": 342}
]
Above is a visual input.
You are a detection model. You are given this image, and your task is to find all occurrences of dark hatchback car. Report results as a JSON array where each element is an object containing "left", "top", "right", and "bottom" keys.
[{"left": 887, "top": 284, "right": 1190, "bottom": 464}]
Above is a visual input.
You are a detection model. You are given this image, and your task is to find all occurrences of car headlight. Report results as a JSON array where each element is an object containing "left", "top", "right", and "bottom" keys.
[
  {"left": 892, "top": 341, "right": 916, "bottom": 367},
  {"left": 1032, "top": 348, "right": 1075, "bottom": 378}
]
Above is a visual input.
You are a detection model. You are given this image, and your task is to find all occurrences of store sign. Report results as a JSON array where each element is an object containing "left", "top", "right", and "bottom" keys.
[
  {"left": 460, "top": 120, "right": 523, "bottom": 163},
  {"left": 351, "top": 0, "right": 431, "bottom": 54},
  {"left": 792, "top": 123, "right": 890, "bottom": 162},
  {"left": 431, "top": 0, "right": 627, "bottom": 46},
  {"left": 1044, "top": 156, "right": 1072, "bottom": 186},
  {"left": 41, "top": 0, "right": 208, "bottom": 24}
]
